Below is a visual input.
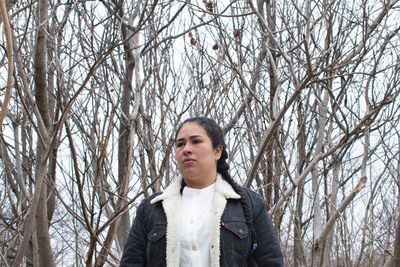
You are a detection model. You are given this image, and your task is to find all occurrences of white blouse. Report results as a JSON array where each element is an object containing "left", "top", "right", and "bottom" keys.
[{"left": 179, "top": 182, "right": 215, "bottom": 267}]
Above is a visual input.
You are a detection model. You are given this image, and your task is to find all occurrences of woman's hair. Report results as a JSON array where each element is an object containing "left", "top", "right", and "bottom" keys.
[{"left": 175, "top": 117, "right": 257, "bottom": 251}]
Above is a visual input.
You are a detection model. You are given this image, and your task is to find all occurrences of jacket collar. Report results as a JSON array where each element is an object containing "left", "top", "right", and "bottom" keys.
[{"left": 150, "top": 173, "right": 240, "bottom": 204}]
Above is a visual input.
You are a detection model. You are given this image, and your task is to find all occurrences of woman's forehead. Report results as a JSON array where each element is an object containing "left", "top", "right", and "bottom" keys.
[{"left": 176, "top": 122, "right": 207, "bottom": 139}]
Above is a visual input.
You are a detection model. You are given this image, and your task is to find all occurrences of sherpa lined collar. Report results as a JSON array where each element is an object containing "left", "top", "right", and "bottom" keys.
[{"left": 150, "top": 173, "right": 240, "bottom": 204}]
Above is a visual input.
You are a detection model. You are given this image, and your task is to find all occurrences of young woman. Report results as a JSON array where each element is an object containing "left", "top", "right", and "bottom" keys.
[{"left": 120, "top": 117, "right": 284, "bottom": 266}]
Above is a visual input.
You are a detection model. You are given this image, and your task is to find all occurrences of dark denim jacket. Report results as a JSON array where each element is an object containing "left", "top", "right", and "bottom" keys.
[{"left": 120, "top": 188, "right": 284, "bottom": 267}]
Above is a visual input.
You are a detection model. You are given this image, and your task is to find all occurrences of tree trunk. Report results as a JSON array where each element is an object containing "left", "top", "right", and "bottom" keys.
[
  {"left": 321, "top": 155, "right": 340, "bottom": 267},
  {"left": 33, "top": 0, "right": 55, "bottom": 265},
  {"left": 392, "top": 212, "right": 400, "bottom": 266},
  {"left": 35, "top": 155, "right": 55, "bottom": 267},
  {"left": 0, "top": 0, "right": 17, "bottom": 25},
  {"left": 294, "top": 100, "right": 306, "bottom": 267},
  {"left": 392, "top": 151, "right": 400, "bottom": 266},
  {"left": 311, "top": 89, "right": 329, "bottom": 266},
  {"left": 46, "top": 23, "right": 57, "bottom": 223},
  {"left": 116, "top": 3, "right": 136, "bottom": 250}
]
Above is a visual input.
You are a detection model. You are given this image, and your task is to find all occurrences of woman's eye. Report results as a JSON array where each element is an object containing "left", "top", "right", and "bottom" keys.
[
  {"left": 176, "top": 142, "right": 184, "bottom": 148},
  {"left": 193, "top": 140, "right": 201, "bottom": 144}
]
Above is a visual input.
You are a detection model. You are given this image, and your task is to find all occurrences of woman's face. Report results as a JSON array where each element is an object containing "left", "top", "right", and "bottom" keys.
[{"left": 175, "top": 122, "right": 222, "bottom": 188}]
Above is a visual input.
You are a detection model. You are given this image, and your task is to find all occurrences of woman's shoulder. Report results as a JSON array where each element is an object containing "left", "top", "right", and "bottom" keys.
[
  {"left": 240, "top": 187, "right": 264, "bottom": 202},
  {"left": 148, "top": 191, "right": 163, "bottom": 201},
  {"left": 138, "top": 191, "right": 163, "bottom": 206},
  {"left": 239, "top": 187, "right": 267, "bottom": 212},
  {"left": 135, "top": 192, "right": 166, "bottom": 222}
]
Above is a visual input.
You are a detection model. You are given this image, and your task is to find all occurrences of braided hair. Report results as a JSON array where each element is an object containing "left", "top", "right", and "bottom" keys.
[{"left": 175, "top": 117, "right": 257, "bottom": 253}]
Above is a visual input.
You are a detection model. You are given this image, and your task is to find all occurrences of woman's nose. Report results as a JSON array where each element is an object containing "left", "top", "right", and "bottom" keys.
[{"left": 182, "top": 144, "right": 192, "bottom": 155}]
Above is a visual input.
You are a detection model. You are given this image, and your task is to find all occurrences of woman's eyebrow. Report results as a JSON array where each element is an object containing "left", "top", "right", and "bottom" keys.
[
  {"left": 175, "top": 135, "right": 202, "bottom": 143},
  {"left": 189, "top": 135, "right": 202, "bottom": 139},
  {"left": 175, "top": 138, "right": 184, "bottom": 143}
]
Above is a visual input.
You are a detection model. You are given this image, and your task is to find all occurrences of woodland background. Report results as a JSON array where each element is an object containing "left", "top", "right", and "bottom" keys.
[{"left": 0, "top": 0, "right": 400, "bottom": 266}]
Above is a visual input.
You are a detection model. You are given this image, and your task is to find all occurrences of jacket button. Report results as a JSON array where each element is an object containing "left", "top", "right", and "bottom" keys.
[
  {"left": 239, "top": 229, "right": 244, "bottom": 234},
  {"left": 152, "top": 233, "right": 158, "bottom": 237},
  {"left": 192, "top": 245, "right": 197, "bottom": 251}
]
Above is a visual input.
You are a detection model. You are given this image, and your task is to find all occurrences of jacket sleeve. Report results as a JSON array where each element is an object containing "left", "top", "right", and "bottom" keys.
[
  {"left": 120, "top": 199, "right": 148, "bottom": 267},
  {"left": 249, "top": 192, "right": 284, "bottom": 267}
]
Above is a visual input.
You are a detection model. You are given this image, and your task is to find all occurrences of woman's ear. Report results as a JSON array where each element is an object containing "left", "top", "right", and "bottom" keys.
[{"left": 214, "top": 145, "right": 223, "bottom": 161}]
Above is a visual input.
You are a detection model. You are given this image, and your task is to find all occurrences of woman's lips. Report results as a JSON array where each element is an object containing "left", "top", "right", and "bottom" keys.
[{"left": 183, "top": 159, "right": 195, "bottom": 165}]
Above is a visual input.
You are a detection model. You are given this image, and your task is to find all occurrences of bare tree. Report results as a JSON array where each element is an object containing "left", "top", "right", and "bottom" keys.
[{"left": 0, "top": 0, "right": 400, "bottom": 266}]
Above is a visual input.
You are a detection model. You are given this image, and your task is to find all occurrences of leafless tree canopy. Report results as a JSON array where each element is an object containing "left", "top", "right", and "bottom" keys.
[{"left": 0, "top": 0, "right": 399, "bottom": 266}]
